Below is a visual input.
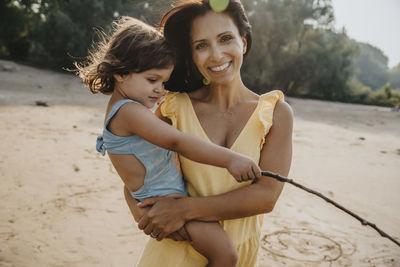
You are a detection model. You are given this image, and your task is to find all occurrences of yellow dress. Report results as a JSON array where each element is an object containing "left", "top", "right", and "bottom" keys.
[{"left": 137, "top": 90, "right": 284, "bottom": 267}]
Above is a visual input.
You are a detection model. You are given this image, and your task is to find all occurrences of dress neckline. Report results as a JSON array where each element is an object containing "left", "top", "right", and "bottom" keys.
[{"left": 183, "top": 93, "right": 260, "bottom": 150}]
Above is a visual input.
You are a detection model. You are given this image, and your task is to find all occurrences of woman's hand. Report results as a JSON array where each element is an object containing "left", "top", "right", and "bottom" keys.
[
  {"left": 167, "top": 227, "right": 191, "bottom": 242},
  {"left": 137, "top": 197, "right": 188, "bottom": 241},
  {"left": 124, "top": 186, "right": 153, "bottom": 223},
  {"left": 227, "top": 154, "right": 262, "bottom": 182},
  {"left": 125, "top": 189, "right": 190, "bottom": 241}
]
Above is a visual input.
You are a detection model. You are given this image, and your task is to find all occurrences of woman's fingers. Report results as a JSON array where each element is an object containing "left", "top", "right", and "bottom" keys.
[
  {"left": 167, "top": 232, "right": 181, "bottom": 242},
  {"left": 166, "top": 231, "right": 183, "bottom": 242},
  {"left": 137, "top": 196, "right": 163, "bottom": 208},
  {"left": 143, "top": 222, "right": 154, "bottom": 235},
  {"left": 178, "top": 227, "right": 191, "bottom": 241},
  {"left": 165, "top": 227, "right": 190, "bottom": 242},
  {"left": 157, "top": 229, "right": 169, "bottom": 240},
  {"left": 138, "top": 216, "right": 149, "bottom": 230}
]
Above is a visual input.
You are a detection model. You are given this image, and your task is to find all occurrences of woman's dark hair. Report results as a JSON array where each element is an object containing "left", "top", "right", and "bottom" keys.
[
  {"left": 75, "top": 17, "right": 175, "bottom": 94},
  {"left": 159, "top": 0, "right": 252, "bottom": 92}
]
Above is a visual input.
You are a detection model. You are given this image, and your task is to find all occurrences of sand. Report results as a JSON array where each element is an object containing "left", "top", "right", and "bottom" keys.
[{"left": 0, "top": 59, "right": 399, "bottom": 266}]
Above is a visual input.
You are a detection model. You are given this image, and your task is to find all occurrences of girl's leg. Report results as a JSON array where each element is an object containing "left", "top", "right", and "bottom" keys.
[{"left": 185, "top": 221, "right": 238, "bottom": 267}]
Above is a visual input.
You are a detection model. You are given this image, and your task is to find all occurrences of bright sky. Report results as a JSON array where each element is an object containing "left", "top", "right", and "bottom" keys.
[{"left": 331, "top": 0, "right": 400, "bottom": 68}]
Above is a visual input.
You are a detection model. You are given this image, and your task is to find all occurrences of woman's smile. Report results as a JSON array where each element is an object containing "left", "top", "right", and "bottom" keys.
[
  {"left": 209, "top": 61, "right": 232, "bottom": 73},
  {"left": 191, "top": 11, "right": 246, "bottom": 85}
]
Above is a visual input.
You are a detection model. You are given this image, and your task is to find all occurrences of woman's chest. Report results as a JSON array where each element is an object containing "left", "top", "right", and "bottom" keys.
[{"left": 193, "top": 102, "right": 258, "bottom": 149}]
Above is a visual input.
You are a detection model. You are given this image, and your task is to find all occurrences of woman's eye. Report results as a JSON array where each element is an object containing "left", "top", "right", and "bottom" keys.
[
  {"left": 221, "top": 35, "right": 233, "bottom": 43},
  {"left": 195, "top": 43, "right": 207, "bottom": 50},
  {"left": 147, "top": 78, "right": 157, "bottom": 83}
]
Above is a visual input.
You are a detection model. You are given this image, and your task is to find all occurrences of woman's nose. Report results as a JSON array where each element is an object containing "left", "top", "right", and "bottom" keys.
[{"left": 209, "top": 44, "right": 223, "bottom": 60}]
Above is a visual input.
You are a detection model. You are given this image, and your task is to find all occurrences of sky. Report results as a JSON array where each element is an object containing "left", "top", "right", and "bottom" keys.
[{"left": 331, "top": 0, "right": 400, "bottom": 68}]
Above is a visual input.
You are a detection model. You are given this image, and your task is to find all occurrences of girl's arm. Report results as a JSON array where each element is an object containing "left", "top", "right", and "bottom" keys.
[
  {"left": 115, "top": 102, "right": 261, "bottom": 181},
  {"left": 134, "top": 101, "right": 293, "bottom": 240}
]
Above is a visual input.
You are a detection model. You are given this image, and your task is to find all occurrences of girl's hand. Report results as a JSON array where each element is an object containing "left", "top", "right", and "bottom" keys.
[
  {"left": 137, "top": 197, "right": 187, "bottom": 241},
  {"left": 227, "top": 154, "right": 262, "bottom": 182}
]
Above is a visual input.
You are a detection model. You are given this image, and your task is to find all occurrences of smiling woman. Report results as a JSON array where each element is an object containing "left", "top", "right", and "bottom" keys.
[
  {"left": 123, "top": 1, "right": 293, "bottom": 266},
  {"left": 190, "top": 11, "right": 246, "bottom": 86}
]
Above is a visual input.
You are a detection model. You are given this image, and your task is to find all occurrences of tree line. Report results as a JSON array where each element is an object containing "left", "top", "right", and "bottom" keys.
[{"left": 1, "top": 0, "right": 399, "bottom": 107}]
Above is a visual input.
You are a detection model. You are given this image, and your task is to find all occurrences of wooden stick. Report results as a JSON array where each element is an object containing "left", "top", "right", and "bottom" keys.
[{"left": 261, "top": 170, "right": 400, "bottom": 248}]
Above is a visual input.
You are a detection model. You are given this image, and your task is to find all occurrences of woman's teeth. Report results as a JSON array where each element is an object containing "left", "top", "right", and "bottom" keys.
[{"left": 210, "top": 62, "right": 230, "bottom": 72}]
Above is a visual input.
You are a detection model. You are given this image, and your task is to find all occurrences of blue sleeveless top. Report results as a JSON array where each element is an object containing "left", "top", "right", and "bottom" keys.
[{"left": 96, "top": 99, "right": 188, "bottom": 201}]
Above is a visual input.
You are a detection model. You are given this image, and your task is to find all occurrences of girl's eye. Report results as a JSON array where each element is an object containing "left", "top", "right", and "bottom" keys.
[
  {"left": 195, "top": 42, "right": 207, "bottom": 50},
  {"left": 221, "top": 35, "right": 233, "bottom": 43},
  {"left": 147, "top": 78, "right": 157, "bottom": 83}
]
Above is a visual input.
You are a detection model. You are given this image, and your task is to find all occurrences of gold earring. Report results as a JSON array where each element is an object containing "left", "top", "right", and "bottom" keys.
[{"left": 203, "top": 77, "right": 210, "bottom": 85}]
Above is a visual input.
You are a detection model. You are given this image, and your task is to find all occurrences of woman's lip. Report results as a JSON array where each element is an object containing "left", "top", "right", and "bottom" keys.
[{"left": 208, "top": 61, "right": 232, "bottom": 72}]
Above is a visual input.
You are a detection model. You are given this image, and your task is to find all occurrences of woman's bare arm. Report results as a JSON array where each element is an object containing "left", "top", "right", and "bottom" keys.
[{"left": 137, "top": 101, "right": 293, "bottom": 240}]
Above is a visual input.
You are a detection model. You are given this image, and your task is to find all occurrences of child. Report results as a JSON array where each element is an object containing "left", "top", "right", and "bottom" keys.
[{"left": 76, "top": 17, "right": 261, "bottom": 266}]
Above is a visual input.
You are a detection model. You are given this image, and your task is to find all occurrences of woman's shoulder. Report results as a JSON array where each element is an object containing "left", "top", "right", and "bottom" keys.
[
  {"left": 273, "top": 100, "right": 293, "bottom": 122},
  {"left": 160, "top": 91, "right": 191, "bottom": 120},
  {"left": 259, "top": 90, "right": 284, "bottom": 102},
  {"left": 164, "top": 91, "right": 189, "bottom": 102},
  {"left": 257, "top": 90, "right": 293, "bottom": 126}
]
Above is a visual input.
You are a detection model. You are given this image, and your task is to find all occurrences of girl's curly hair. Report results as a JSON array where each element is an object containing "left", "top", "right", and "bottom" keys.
[{"left": 75, "top": 17, "right": 175, "bottom": 95}]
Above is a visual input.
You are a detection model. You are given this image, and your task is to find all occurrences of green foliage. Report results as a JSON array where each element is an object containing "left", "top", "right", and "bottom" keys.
[
  {"left": 242, "top": 0, "right": 356, "bottom": 101},
  {"left": 0, "top": 0, "right": 170, "bottom": 69},
  {"left": 1, "top": 0, "right": 399, "bottom": 107},
  {"left": 365, "top": 83, "right": 400, "bottom": 107},
  {"left": 389, "top": 63, "right": 400, "bottom": 89},
  {"left": 352, "top": 42, "right": 390, "bottom": 90},
  {"left": 0, "top": 0, "right": 36, "bottom": 60},
  {"left": 300, "top": 29, "right": 356, "bottom": 100},
  {"left": 346, "top": 79, "right": 372, "bottom": 103}
]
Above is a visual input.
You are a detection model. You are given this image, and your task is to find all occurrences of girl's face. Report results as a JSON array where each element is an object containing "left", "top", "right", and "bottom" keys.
[
  {"left": 114, "top": 66, "right": 173, "bottom": 108},
  {"left": 190, "top": 11, "right": 246, "bottom": 86}
]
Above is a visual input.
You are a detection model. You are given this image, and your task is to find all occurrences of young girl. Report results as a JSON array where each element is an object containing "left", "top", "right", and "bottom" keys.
[{"left": 76, "top": 17, "right": 261, "bottom": 266}]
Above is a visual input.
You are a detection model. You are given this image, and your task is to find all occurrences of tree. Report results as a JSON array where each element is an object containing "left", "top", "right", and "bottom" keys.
[
  {"left": 352, "top": 42, "right": 390, "bottom": 90},
  {"left": 0, "top": 0, "right": 39, "bottom": 60},
  {"left": 389, "top": 63, "right": 400, "bottom": 89},
  {"left": 241, "top": 0, "right": 356, "bottom": 101}
]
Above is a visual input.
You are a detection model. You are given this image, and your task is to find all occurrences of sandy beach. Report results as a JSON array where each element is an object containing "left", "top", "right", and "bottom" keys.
[{"left": 1, "top": 59, "right": 399, "bottom": 266}]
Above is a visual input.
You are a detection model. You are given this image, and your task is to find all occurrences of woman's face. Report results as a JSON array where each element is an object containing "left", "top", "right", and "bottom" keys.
[{"left": 190, "top": 11, "right": 246, "bottom": 86}]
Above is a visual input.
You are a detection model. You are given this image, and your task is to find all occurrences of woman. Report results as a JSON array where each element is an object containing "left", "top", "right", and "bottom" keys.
[{"left": 125, "top": 0, "right": 293, "bottom": 266}]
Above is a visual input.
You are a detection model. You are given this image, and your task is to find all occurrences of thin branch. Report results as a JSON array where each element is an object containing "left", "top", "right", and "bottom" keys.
[{"left": 261, "top": 171, "right": 400, "bottom": 248}]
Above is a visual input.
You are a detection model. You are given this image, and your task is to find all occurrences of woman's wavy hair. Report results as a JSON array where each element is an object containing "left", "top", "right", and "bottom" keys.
[
  {"left": 75, "top": 17, "right": 175, "bottom": 94},
  {"left": 159, "top": 0, "right": 252, "bottom": 92}
]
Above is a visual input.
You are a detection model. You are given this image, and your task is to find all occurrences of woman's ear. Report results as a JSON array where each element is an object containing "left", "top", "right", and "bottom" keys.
[{"left": 242, "top": 37, "right": 247, "bottom": 55}]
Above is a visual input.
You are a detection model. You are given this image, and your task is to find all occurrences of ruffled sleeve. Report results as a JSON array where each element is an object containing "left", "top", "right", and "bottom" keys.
[
  {"left": 160, "top": 92, "right": 180, "bottom": 128},
  {"left": 258, "top": 90, "right": 285, "bottom": 149}
]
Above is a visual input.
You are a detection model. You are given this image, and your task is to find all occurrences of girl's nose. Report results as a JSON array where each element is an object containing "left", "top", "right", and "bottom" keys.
[{"left": 154, "top": 84, "right": 164, "bottom": 93}]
